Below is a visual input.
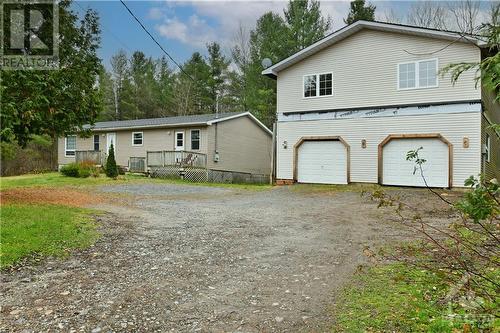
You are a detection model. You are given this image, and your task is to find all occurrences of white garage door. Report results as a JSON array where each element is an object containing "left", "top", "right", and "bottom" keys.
[
  {"left": 382, "top": 138, "right": 449, "bottom": 187},
  {"left": 297, "top": 141, "right": 347, "bottom": 184}
]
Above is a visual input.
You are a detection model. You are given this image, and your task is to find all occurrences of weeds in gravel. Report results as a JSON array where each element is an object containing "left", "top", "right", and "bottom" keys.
[{"left": 0, "top": 204, "right": 98, "bottom": 268}]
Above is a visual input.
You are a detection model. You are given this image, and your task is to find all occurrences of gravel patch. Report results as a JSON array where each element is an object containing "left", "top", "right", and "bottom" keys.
[
  {"left": 0, "top": 183, "right": 449, "bottom": 332},
  {"left": 99, "top": 183, "right": 232, "bottom": 196}
]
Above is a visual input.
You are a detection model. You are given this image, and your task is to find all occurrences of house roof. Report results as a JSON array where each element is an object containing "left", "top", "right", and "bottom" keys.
[
  {"left": 84, "top": 111, "right": 272, "bottom": 135},
  {"left": 262, "top": 20, "right": 487, "bottom": 79}
]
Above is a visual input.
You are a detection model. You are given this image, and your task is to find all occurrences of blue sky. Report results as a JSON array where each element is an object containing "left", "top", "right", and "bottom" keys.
[{"left": 73, "top": 1, "right": 491, "bottom": 70}]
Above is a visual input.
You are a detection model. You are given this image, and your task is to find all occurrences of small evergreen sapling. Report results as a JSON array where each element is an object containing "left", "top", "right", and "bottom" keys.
[{"left": 105, "top": 143, "right": 118, "bottom": 178}]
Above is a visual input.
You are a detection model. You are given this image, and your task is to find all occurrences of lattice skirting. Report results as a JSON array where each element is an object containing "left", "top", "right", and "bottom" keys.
[{"left": 149, "top": 167, "right": 269, "bottom": 184}]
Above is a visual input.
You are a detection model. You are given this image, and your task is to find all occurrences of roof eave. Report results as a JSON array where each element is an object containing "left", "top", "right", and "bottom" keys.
[
  {"left": 262, "top": 20, "right": 486, "bottom": 77},
  {"left": 88, "top": 122, "right": 209, "bottom": 132}
]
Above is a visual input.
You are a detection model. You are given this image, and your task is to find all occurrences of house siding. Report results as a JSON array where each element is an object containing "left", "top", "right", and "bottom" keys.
[
  {"left": 277, "top": 29, "right": 480, "bottom": 114},
  {"left": 276, "top": 111, "right": 482, "bottom": 187},
  {"left": 58, "top": 127, "right": 209, "bottom": 167},
  {"left": 206, "top": 116, "right": 272, "bottom": 175}
]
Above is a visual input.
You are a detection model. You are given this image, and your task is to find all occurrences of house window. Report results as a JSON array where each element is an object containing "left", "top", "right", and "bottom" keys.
[
  {"left": 93, "top": 135, "right": 100, "bottom": 151},
  {"left": 304, "top": 73, "right": 333, "bottom": 98},
  {"left": 398, "top": 59, "right": 437, "bottom": 90},
  {"left": 65, "top": 135, "right": 76, "bottom": 157},
  {"left": 419, "top": 60, "right": 437, "bottom": 88},
  {"left": 191, "top": 130, "right": 200, "bottom": 150},
  {"left": 132, "top": 132, "right": 143, "bottom": 146},
  {"left": 304, "top": 75, "right": 317, "bottom": 97},
  {"left": 319, "top": 73, "right": 332, "bottom": 96},
  {"left": 398, "top": 62, "right": 416, "bottom": 89},
  {"left": 485, "top": 134, "right": 491, "bottom": 162}
]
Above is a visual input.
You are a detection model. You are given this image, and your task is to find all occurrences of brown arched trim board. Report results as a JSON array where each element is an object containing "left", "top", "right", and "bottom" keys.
[
  {"left": 378, "top": 133, "right": 453, "bottom": 188},
  {"left": 293, "top": 136, "right": 350, "bottom": 183}
]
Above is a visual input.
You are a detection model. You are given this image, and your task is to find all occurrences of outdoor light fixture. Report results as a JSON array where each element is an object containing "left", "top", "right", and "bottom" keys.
[
  {"left": 361, "top": 139, "right": 367, "bottom": 148},
  {"left": 463, "top": 137, "right": 469, "bottom": 148},
  {"left": 282, "top": 140, "right": 288, "bottom": 149}
]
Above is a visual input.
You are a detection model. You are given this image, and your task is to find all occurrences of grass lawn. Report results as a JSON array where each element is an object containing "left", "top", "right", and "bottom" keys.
[
  {"left": 0, "top": 204, "right": 98, "bottom": 268},
  {"left": 333, "top": 263, "right": 498, "bottom": 333},
  {"left": 0, "top": 172, "right": 271, "bottom": 191}
]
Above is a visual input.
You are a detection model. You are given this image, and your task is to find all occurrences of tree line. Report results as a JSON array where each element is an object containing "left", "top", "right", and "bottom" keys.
[{"left": 99, "top": 0, "right": 335, "bottom": 128}]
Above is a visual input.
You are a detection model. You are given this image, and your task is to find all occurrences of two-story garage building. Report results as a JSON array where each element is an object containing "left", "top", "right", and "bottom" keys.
[{"left": 263, "top": 20, "right": 499, "bottom": 188}]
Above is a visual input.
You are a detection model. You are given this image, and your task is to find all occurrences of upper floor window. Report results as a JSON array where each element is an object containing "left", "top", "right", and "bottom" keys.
[
  {"left": 304, "top": 73, "right": 332, "bottom": 98},
  {"left": 485, "top": 134, "right": 491, "bottom": 163},
  {"left": 191, "top": 130, "right": 200, "bottom": 150},
  {"left": 132, "top": 132, "right": 143, "bottom": 146},
  {"left": 65, "top": 135, "right": 76, "bottom": 157},
  {"left": 398, "top": 59, "right": 437, "bottom": 90},
  {"left": 93, "top": 134, "right": 100, "bottom": 151}
]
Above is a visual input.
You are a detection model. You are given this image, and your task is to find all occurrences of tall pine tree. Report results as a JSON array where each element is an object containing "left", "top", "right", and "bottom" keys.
[
  {"left": 344, "top": 0, "right": 376, "bottom": 25},
  {"left": 284, "top": 0, "right": 331, "bottom": 53}
]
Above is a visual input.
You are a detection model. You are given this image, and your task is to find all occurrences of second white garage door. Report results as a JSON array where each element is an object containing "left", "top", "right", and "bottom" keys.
[
  {"left": 297, "top": 140, "right": 347, "bottom": 184},
  {"left": 382, "top": 138, "right": 449, "bottom": 188}
]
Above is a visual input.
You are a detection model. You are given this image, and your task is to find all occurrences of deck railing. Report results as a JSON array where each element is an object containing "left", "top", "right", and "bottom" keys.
[
  {"left": 76, "top": 150, "right": 102, "bottom": 165},
  {"left": 147, "top": 151, "right": 207, "bottom": 169}
]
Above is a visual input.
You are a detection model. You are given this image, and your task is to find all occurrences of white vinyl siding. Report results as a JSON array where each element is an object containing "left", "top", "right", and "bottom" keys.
[
  {"left": 277, "top": 30, "right": 480, "bottom": 114},
  {"left": 276, "top": 111, "right": 481, "bottom": 188},
  {"left": 65, "top": 136, "right": 76, "bottom": 157}
]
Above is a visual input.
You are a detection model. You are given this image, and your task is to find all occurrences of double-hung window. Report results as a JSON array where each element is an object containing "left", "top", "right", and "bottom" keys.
[
  {"left": 65, "top": 135, "right": 76, "bottom": 157},
  {"left": 191, "top": 130, "right": 200, "bottom": 150},
  {"left": 304, "top": 73, "right": 332, "bottom": 98},
  {"left": 398, "top": 59, "right": 437, "bottom": 90},
  {"left": 93, "top": 134, "right": 100, "bottom": 151},
  {"left": 485, "top": 134, "right": 491, "bottom": 163},
  {"left": 132, "top": 132, "right": 143, "bottom": 146}
]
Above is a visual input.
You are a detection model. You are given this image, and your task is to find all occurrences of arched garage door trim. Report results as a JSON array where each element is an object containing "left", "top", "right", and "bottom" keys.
[
  {"left": 293, "top": 136, "right": 350, "bottom": 183},
  {"left": 378, "top": 133, "right": 453, "bottom": 188}
]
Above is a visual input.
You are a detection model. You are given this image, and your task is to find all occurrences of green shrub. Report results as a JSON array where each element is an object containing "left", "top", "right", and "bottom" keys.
[
  {"left": 60, "top": 162, "right": 92, "bottom": 178},
  {"left": 105, "top": 143, "right": 118, "bottom": 178},
  {"left": 89, "top": 166, "right": 101, "bottom": 178},
  {"left": 60, "top": 163, "right": 80, "bottom": 177}
]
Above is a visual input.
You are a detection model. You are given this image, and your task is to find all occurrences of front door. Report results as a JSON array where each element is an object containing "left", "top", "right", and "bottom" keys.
[
  {"left": 175, "top": 131, "right": 184, "bottom": 151},
  {"left": 106, "top": 132, "right": 116, "bottom": 154}
]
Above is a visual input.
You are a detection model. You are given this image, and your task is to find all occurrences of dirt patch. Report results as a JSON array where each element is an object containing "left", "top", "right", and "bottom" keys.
[{"left": 0, "top": 187, "right": 103, "bottom": 207}]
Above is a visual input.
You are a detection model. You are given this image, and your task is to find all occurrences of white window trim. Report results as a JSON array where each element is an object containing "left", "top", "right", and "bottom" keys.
[
  {"left": 485, "top": 134, "right": 491, "bottom": 163},
  {"left": 303, "top": 72, "right": 333, "bottom": 99},
  {"left": 190, "top": 129, "right": 201, "bottom": 151},
  {"left": 65, "top": 135, "right": 76, "bottom": 157},
  {"left": 175, "top": 131, "right": 185, "bottom": 150},
  {"left": 132, "top": 131, "right": 143, "bottom": 146},
  {"left": 397, "top": 58, "right": 439, "bottom": 91}
]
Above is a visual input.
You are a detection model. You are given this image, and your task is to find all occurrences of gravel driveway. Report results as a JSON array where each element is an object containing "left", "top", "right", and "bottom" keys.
[{"left": 1, "top": 183, "right": 427, "bottom": 332}]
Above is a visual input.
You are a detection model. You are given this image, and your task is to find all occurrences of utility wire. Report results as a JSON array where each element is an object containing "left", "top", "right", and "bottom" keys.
[
  {"left": 119, "top": 0, "right": 196, "bottom": 83},
  {"left": 75, "top": 1, "right": 134, "bottom": 54}
]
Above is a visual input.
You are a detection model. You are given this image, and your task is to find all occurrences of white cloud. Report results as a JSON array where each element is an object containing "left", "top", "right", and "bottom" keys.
[
  {"left": 156, "top": 14, "right": 217, "bottom": 48},
  {"left": 151, "top": 0, "right": 354, "bottom": 54}
]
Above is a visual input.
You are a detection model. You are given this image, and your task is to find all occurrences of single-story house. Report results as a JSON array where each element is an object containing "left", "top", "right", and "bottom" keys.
[
  {"left": 58, "top": 112, "right": 273, "bottom": 181},
  {"left": 262, "top": 20, "right": 499, "bottom": 188}
]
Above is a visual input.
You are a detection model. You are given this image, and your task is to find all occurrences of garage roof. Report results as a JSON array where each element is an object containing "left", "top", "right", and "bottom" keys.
[{"left": 262, "top": 20, "right": 487, "bottom": 79}]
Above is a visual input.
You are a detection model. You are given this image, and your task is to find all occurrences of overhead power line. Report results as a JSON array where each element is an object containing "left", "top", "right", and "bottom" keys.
[{"left": 119, "top": 0, "right": 196, "bottom": 82}]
